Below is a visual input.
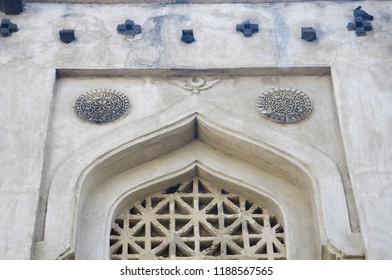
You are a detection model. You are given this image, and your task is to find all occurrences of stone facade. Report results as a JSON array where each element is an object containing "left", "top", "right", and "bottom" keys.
[{"left": 0, "top": 1, "right": 391, "bottom": 260}]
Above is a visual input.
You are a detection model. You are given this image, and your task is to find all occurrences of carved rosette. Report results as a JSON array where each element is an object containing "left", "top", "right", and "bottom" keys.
[
  {"left": 74, "top": 88, "right": 130, "bottom": 124},
  {"left": 256, "top": 87, "right": 312, "bottom": 123}
]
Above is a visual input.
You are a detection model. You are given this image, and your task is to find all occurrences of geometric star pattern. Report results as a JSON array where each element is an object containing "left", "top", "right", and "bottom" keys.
[{"left": 110, "top": 178, "right": 286, "bottom": 260}]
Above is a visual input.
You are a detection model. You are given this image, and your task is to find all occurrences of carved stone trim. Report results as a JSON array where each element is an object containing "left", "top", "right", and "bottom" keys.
[
  {"left": 256, "top": 87, "right": 312, "bottom": 123},
  {"left": 110, "top": 178, "right": 286, "bottom": 260},
  {"left": 74, "top": 88, "right": 130, "bottom": 124}
]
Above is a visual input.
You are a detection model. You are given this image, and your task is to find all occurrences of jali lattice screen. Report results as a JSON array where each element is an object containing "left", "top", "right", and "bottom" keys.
[{"left": 110, "top": 178, "right": 286, "bottom": 260}]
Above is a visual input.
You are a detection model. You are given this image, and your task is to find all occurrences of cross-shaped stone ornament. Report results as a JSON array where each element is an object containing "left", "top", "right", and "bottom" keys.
[
  {"left": 117, "top": 19, "right": 142, "bottom": 37},
  {"left": 236, "top": 20, "right": 259, "bottom": 37},
  {"left": 1, "top": 18, "right": 17, "bottom": 37},
  {"left": 347, "top": 6, "right": 374, "bottom": 36}
]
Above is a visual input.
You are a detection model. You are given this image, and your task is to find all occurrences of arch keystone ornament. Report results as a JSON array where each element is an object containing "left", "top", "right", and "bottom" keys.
[
  {"left": 74, "top": 88, "right": 130, "bottom": 124},
  {"left": 256, "top": 87, "right": 312, "bottom": 123},
  {"left": 173, "top": 77, "right": 221, "bottom": 94}
]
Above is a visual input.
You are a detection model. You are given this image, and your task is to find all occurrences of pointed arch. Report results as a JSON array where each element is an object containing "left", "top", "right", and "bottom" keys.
[{"left": 36, "top": 113, "right": 363, "bottom": 259}]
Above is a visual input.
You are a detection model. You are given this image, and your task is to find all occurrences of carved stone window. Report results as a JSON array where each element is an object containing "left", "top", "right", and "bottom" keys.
[{"left": 110, "top": 178, "right": 286, "bottom": 260}]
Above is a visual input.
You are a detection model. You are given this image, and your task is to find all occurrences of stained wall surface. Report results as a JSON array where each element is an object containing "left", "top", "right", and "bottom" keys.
[{"left": 0, "top": 1, "right": 391, "bottom": 259}]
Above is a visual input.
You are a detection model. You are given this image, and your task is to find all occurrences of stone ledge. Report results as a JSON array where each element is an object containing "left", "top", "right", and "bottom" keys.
[
  {"left": 56, "top": 67, "right": 331, "bottom": 78},
  {"left": 25, "top": 0, "right": 340, "bottom": 4}
]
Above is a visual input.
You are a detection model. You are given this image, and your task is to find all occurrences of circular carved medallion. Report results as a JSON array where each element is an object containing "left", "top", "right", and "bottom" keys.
[
  {"left": 256, "top": 87, "right": 312, "bottom": 123},
  {"left": 74, "top": 88, "right": 130, "bottom": 124}
]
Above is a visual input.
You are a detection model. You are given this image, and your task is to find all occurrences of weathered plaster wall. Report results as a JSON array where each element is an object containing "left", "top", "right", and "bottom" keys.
[
  {"left": 0, "top": 65, "right": 55, "bottom": 259},
  {"left": 0, "top": 1, "right": 391, "bottom": 259}
]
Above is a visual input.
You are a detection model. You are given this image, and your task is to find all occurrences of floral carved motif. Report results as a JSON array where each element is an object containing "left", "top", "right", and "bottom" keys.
[
  {"left": 256, "top": 87, "right": 312, "bottom": 123},
  {"left": 74, "top": 88, "right": 130, "bottom": 124}
]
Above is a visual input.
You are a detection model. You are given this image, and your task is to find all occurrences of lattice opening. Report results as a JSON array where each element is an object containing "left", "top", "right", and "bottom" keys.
[{"left": 109, "top": 178, "right": 286, "bottom": 260}]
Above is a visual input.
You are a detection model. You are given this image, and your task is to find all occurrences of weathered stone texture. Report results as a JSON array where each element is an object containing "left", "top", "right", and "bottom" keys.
[{"left": 0, "top": 1, "right": 391, "bottom": 259}]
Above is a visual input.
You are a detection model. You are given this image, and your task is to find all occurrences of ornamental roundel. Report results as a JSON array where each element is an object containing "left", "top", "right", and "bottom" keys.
[
  {"left": 74, "top": 88, "right": 130, "bottom": 124},
  {"left": 256, "top": 87, "right": 312, "bottom": 123},
  {"left": 110, "top": 178, "right": 286, "bottom": 260}
]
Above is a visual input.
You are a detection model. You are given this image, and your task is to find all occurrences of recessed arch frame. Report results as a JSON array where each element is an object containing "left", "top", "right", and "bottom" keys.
[
  {"left": 77, "top": 143, "right": 315, "bottom": 259},
  {"left": 35, "top": 107, "right": 364, "bottom": 259}
]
